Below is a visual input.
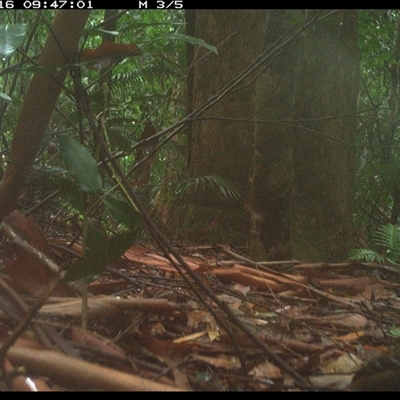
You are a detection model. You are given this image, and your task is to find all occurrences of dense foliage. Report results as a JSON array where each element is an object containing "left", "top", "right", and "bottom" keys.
[
  {"left": 0, "top": 10, "right": 188, "bottom": 237},
  {"left": 2, "top": 10, "right": 400, "bottom": 264},
  {"left": 352, "top": 10, "right": 400, "bottom": 263}
]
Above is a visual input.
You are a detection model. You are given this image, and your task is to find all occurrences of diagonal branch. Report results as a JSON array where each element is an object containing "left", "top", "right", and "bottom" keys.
[{"left": 0, "top": 11, "right": 91, "bottom": 223}]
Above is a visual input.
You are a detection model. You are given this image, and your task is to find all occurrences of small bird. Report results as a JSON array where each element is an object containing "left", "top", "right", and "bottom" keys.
[{"left": 349, "top": 346, "right": 400, "bottom": 391}]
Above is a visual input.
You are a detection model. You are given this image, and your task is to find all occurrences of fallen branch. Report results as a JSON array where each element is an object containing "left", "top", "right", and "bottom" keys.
[{"left": 7, "top": 345, "right": 183, "bottom": 391}]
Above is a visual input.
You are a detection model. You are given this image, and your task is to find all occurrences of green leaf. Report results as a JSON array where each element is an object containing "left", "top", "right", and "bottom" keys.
[
  {"left": 347, "top": 248, "right": 384, "bottom": 264},
  {"left": 63, "top": 222, "right": 138, "bottom": 283},
  {"left": 64, "top": 219, "right": 109, "bottom": 283},
  {"left": 159, "top": 33, "right": 218, "bottom": 54},
  {"left": 57, "top": 178, "right": 86, "bottom": 213},
  {"left": 57, "top": 135, "right": 102, "bottom": 196},
  {"left": 389, "top": 326, "right": 400, "bottom": 337},
  {"left": 103, "top": 195, "right": 139, "bottom": 231},
  {"left": 0, "top": 92, "right": 11, "bottom": 103},
  {"left": 63, "top": 257, "right": 87, "bottom": 283},
  {"left": 0, "top": 24, "right": 27, "bottom": 60},
  {"left": 107, "top": 230, "right": 138, "bottom": 263},
  {"left": 372, "top": 224, "right": 400, "bottom": 251}
]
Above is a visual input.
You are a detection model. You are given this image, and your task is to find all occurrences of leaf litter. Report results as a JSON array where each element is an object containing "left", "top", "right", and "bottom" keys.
[{"left": 1, "top": 211, "right": 400, "bottom": 390}]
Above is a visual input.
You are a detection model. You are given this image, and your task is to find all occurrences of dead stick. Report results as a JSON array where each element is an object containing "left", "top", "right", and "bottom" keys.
[{"left": 7, "top": 346, "right": 182, "bottom": 391}]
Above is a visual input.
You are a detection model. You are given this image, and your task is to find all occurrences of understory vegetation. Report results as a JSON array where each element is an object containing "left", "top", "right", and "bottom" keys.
[{"left": 0, "top": 10, "right": 400, "bottom": 265}]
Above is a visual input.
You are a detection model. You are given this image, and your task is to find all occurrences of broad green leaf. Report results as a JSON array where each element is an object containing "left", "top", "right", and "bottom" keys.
[
  {"left": 103, "top": 195, "right": 139, "bottom": 231},
  {"left": 64, "top": 219, "right": 109, "bottom": 283},
  {"left": 63, "top": 257, "right": 87, "bottom": 283},
  {"left": 57, "top": 135, "right": 102, "bottom": 196},
  {"left": 107, "top": 230, "right": 138, "bottom": 263},
  {"left": 57, "top": 178, "right": 86, "bottom": 213},
  {"left": 159, "top": 33, "right": 218, "bottom": 54},
  {"left": 63, "top": 224, "right": 138, "bottom": 283},
  {"left": 0, "top": 24, "right": 27, "bottom": 60},
  {"left": 0, "top": 92, "right": 11, "bottom": 103}
]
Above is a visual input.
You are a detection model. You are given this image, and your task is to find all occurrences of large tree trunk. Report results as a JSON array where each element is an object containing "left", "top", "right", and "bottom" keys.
[
  {"left": 185, "top": 10, "right": 266, "bottom": 244},
  {"left": 250, "top": 10, "right": 300, "bottom": 261},
  {"left": 186, "top": 10, "right": 358, "bottom": 261},
  {"left": 290, "top": 10, "right": 359, "bottom": 261},
  {"left": 251, "top": 10, "right": 359, "bottom": 262}
]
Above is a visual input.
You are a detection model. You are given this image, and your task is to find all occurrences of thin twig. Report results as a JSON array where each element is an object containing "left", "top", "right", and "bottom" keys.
[{"left": 0, "top": 223, "right": 65, "bottom": 363}]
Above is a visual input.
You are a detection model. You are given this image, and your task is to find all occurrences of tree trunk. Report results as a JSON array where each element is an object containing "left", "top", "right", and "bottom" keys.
[
  {"left": 250, "top": 10, "right": 300, "bottom": 261},
  {"left": 186, "top": 10, "right": 359, "bottom": 261},
  {"left": 186, "top": 10, "right": 266, "bottom": 244},
  {"left": 290, "top": 10, "right": 359, "bottom": 261},
  {"left": 251, "top": 10, "right": 359, "bottom": 262}
]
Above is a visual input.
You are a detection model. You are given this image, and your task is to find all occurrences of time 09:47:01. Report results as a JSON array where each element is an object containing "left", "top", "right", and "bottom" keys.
[{"left": 0, "top": 1, "right": 94, "bottom": 8}]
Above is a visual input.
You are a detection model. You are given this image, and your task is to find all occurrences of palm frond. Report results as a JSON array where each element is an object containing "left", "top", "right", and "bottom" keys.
[{"left": 176, "top": 175, "right": 241, "bottom": 200}]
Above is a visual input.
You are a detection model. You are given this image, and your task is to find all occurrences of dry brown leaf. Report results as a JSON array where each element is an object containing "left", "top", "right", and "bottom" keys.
[
  {"left": 315, "top": 277, "right": 372, "bottom": 293},
  {"left": 354, "top": 282, "right": 398, "bottom": 302},
  {"left": 308, "top": 352, "right": 363, "bottom": 390},
  {"left": 87, "top": 278, "right": 128, "bottom": 294},
  {"left": 173, "top": 331, "right": 207, "bottom": 343},
  {"left": 332, "top": 331, "right": 365, "bottom": 341},
  {"left": 249, "top": 360, "right": 282, "bottom": 379},
  {"left": 308, "top": 374, "right": 353, "bottom": 390},
  {"left": 71, "top": 327, "right": 126, "bottom": 358},
  {"left": 2, "top": 210, "right": 73, "bottom": 297},
  {"left": 123, "top": 246, "right": 199, "bottom": 272},
  {"left": 319, "top": 352, "right": 363, "bottom": 374},
  {"left": 187, "top": 309, "right": 216, "bottom": 329},
  {"left": 299, "top": 313, "right": 368, "bottom": 331},
  {"left": 142, "top": 332, "right": 192, "bottom": 358},
  {"left": 324, "top": 314, "right": 368, "bottom": 330},
  {"left": 193, "top": 354, "right": 241, "bottom": 370},
  {"left": 80, "top": 42, "right": 140, "bottom": 69}
]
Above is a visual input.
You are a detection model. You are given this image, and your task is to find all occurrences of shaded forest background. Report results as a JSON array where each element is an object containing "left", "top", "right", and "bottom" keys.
[{"left": 0, "top": 9, "right": 399, "bottom": 270}]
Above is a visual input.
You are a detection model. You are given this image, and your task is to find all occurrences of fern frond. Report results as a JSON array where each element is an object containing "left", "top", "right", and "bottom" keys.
[
  {"left": 347, "top": 248, "right": 385, "bottom": 264},
  {"left": 349, "top": 224, "right": 400, "bottom": 266},
  {"left": 176, "top": 175, "right": 241, "bottom": 200},
  {"left": 371, "top": 224, "right": 400, "bottom": 257},
  {"left": 111, "top": 60, "right": 177, "bottom": 95}
]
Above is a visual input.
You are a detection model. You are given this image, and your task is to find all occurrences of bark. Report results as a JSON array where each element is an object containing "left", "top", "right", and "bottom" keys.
[
  {"left": 0, "top": 10, "right": 91, "bottom": 223},
  {"left": 290, "top": 10, "right": 359, "bottom": 261},
  {"left": 251, "top": 10, "right": 359, "bottom": 262},
  {"left": 186, "top": 10, "right": 266, "bottom": 244},
  {"left": 250, "top": 10, "right": 300, "bottom": 260}
]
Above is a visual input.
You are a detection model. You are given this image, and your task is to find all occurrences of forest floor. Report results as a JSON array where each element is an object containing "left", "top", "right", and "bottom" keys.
[{"left": 1, "top": 210, "right": 400, "bottom": 391}]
